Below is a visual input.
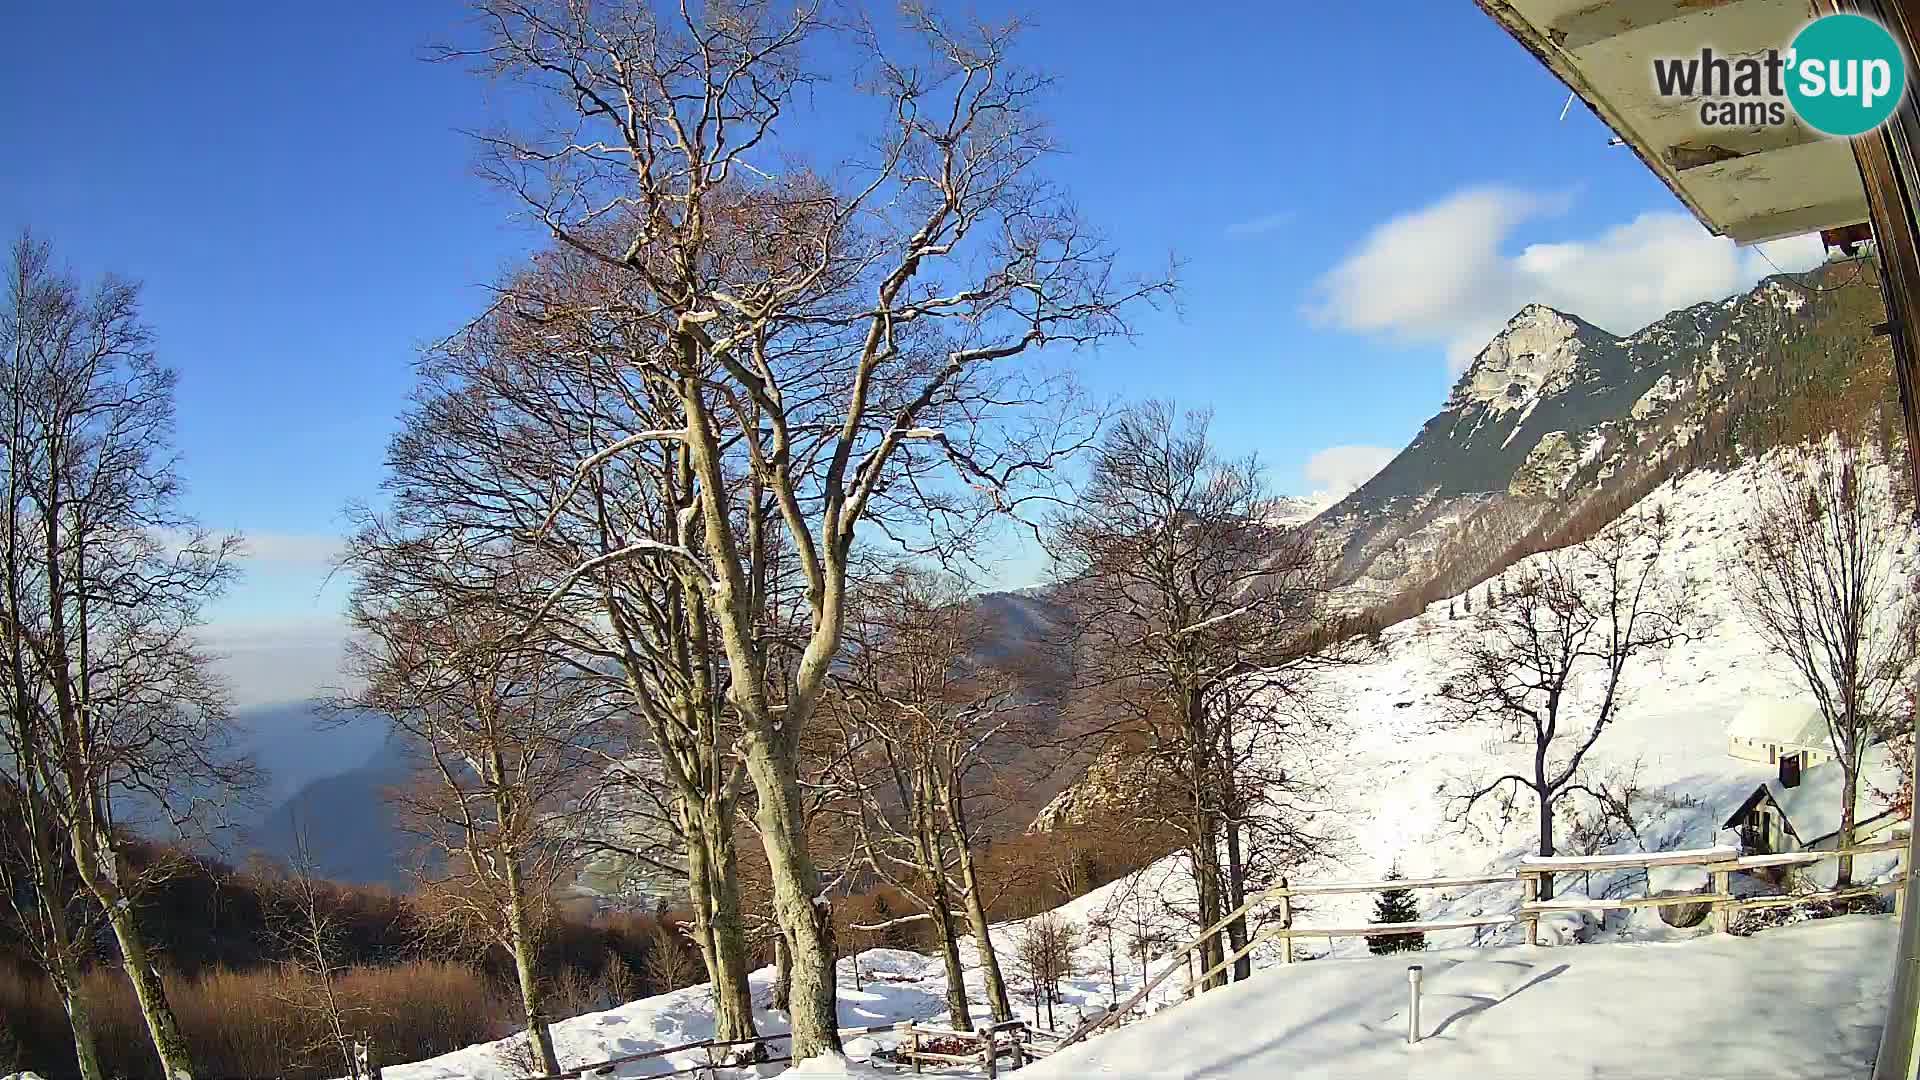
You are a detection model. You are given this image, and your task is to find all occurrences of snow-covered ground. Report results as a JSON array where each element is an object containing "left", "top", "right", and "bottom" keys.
[
  {"left": 1024, "top": 915, "right": 1897, "bottom": 1080},
  {"left": 376, "top": 950, "right": 953, "bottom": 1080},
  {"left": 371, "top": 450, "right": 1912, "bottom": 1079},
  {"left": 1215, "top": 451, "right": 1909, "bottom": 955}
]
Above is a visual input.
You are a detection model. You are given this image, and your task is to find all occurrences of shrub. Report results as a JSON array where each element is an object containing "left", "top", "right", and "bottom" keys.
[{"left": 0, "top": 960, "right": 515, "bottom": 1079}]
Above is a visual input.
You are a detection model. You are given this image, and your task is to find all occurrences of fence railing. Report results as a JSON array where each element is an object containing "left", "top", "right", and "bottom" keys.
[
  {"left": 514, "top": 1020, "right": 912, "bottom": 1080},
  {"left": 891, "top": 1018, "right": 1052, "bottom": 1076},
  {"left": 489, "top": 834, "right": 1910, "bottom": 1076},
  {"left": 510, "top": 1017, "right": 1054, "bottom": 1080},
  {"left": 1059, "top": 829, "right": 1911, "bottom": 1050}
]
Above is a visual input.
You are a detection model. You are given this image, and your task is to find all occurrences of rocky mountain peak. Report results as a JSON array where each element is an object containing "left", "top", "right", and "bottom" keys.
[
  {"left": 1301, "top": 260, "right": 1875, "bottom": 615},
  {"left": 1448, "top": 305, "right": 1613, "bottom": 415}
]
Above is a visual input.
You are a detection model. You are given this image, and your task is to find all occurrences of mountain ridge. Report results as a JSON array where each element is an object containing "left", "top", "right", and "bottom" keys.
[{"left": 1304, "top": 261, "right": 1881, "bottom": 616}]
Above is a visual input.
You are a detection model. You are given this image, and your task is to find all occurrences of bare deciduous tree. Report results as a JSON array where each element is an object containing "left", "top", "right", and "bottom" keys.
[
  {"left": 1727, "top": 441, "right": 1919, "bottom": 884},
  {"left": 828, "top": 566, "right": 1024, "bottom": 1026},
  {"left": 1440, "top": 509, "right": 1694, "bottom": 897},
  {"left": 645, "top": 922, "right": 701, "bottom": 994},
  {"left": 0, "top": 774, "right": 104, "bottom": 1080},
  {"left": 342, "top": 579, "right": 609, "bottom": 1078},
  {"left": 439, "top": 2, "right": 1171, "bottom": 1056},
  {"left": 359, "top": 245, "right": 767, "bottom": 1047},
  {"left": 266, "top": 822, "right": 371, "bottom": 1078},
  {"left": 1011, "top": 915, "right": 1078, "bottom": 1031},
  {"left": 1049, "top": 401, "right": 1336, "bottom": 989},
  {"left": 0, "top": 230, "right": 249, "bottom": 1080}
]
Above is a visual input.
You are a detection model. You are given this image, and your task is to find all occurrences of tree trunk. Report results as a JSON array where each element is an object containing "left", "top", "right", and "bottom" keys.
[
  {"left": 929, "top": 897, "right": 973, "bottom": 1030},
  {"left": 954, "top": 838, "right": 1013, "bottom": 1022},
  {"left": 682, "top": 799, "right": 759, "bottom": 1045},
  {"left": 504, "top": 871, "right": 560, "bottom": 1077},
  {"left": 915, "top": 808, "right": 973, "bottom": 1030},
  {"left": 683, "top": 375, "right": 837, "bottom": 1059},
  {"left": 49, "top": 938, "right": 104, "bottom": 1080},
  {"left": 772, "top": 932, "right": 791, "bottom": 1014},
  {"left": 1222, "top": 817, "right": 1251, "bottom": 982},
  {"left": 1192, "top": 826, "right": 1225, "bottom": 992},
  {"left": 743, "top": 739, "right": 841, "bottom": 1057},
  {"left": 103, "top": 892, "right": 193, "bottom": 1080},
  {"left": 73, "top": 830, "right": 193, "bottom": 1080},
  {"left": 1536, "top": 786, "right": 1557, "bottom": 901},
  {"left": 1839, "top": 763, "right": 1859, "bottom": 888}
]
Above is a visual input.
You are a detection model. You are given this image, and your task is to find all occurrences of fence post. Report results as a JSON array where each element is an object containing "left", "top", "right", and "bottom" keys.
[
  {"left": 1279, "top": 877, "right": 1294, "bottom": 964},
  {"left": 1711, "top": 868, "right": 1732, "bottom": 933},
  {"left": 1521, "top": 872, "right": 1540, "bottom": 946},
  {"left": 979, "top": 1025, "right": 998, "bottom": 1079},
  {"left": 1898, "top": 843, "right": 1909, "bottom": 918},
  {"left": 1010, "top": 1025, "right": 1026, "bottom": 1070},
  {"left": 896, "top": 1021, "right": 921, "bottom": 1074}
]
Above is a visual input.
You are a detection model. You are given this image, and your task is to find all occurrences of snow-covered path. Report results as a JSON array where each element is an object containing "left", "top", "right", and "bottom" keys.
[{"left": 1022, "top": 915, "right": 1896, "bottom": 1080}]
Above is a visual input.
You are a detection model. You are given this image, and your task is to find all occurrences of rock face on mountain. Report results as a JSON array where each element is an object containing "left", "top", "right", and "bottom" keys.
[
  {"left": 1313, "top": 268, "right": 1865, "bottom": 611},
  {"left": 1031, "top": 262, "right": 1886, "bottom": 834}
]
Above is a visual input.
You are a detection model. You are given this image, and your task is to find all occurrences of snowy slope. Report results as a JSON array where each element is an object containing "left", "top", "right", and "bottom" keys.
[
  {"left": 376, "top": 950, "right": 955, "bottom": 1080},
  {"left": 369, "top": 450, "right": 1912, "bottom": 1080},
  {"left": 1283, "top": 449, "right": 1910, "bottom": 947},
  {"left": 1049, "top": 447, "right": 1912, "bottom": 966},
  {"left": 1022, "top": 915, "right": 1897, "bottom": 1080}
]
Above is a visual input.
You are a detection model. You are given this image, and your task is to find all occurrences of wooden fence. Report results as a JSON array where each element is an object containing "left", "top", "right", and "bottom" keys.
[
  {"left": 517, "top": 1017, "right": 1055, "bottom": 1080},
  {"left": 486, "top": 833, "right": 1908, "bottom": 1077},
  {"left": 1060, "top": 830, "right": 1911, "bottom": 1050}
]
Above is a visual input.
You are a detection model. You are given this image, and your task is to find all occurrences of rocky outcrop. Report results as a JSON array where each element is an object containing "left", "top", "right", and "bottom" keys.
[{"left": 1303, "top": 264, "right": 1867, "bottom": 612}]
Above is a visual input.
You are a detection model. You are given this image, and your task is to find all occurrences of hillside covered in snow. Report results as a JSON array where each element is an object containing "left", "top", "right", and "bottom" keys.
[
  {"left": 1046, "top": 447, "right": 1910, "bottom": 962},
  {"left": 352, "top": 440, "right": 1913, "bottom": 1080}
]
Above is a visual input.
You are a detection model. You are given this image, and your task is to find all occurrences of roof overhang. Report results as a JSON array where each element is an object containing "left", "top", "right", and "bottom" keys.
[{"left": 1477, "top": 0, "right": 1871, "bottom": 244}]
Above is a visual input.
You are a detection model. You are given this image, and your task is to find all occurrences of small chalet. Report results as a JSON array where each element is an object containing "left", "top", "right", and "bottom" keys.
[
  {"left": 1721, "top": 743, "right": 1898, "bottom": 856},
  {"left": 1725, "top": 698, "right": 1836, "bottom": 769}
]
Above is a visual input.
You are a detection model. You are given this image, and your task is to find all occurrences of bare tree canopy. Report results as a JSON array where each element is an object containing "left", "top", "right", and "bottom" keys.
[
  {"left": 1047, "top": 401, "right": 1338, "bottom": 988},
  {"left": 432, "top": 0, "right": 1173, "bottom": 1055},
  {"left": 1727, "top": 440, "right": 1919, "bottom": 884},
  {"left": 827, "top": 564, "right": 1028, "bottom": 1024},
  {"left": 1441, "top": 507, "right": 1694, "bottom": 896},
  {"left": 0, "top": 229, "right": 250, "bottom": 1080}
]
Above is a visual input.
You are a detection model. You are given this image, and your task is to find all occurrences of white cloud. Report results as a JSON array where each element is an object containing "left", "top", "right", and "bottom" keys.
[
  {"left": 1310, "top": 187, "right": 1828, "bottom": 373},
  {"left": 200, "top": 617, "right": 353, "bottom": 708},
  {"left": 243, "top": 531, "right": 343, "bottom": 568},
  {"left": 1226, "top": 211, "right": 1296, "bottom": 237},
  {"left": 1303, "top": 444, "right": 1396, "bottom": 502}
]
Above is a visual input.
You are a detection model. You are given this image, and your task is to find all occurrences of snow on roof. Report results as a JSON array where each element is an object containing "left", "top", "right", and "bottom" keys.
[
  {"left": 1767, "top": 744, "right": 1895, "bottom": 844},
  {"left": 1726, "top": 698, "right": 1829, "bottom": 749}
]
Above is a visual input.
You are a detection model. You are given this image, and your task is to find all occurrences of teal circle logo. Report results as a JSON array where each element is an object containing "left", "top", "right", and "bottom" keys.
[{"left": 1786, "top": 13, "right": 1907, "bottom": 137}]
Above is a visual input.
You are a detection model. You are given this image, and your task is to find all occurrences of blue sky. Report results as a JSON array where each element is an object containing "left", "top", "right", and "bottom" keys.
[{"left": 0, "top": 2, "right": 1822, "bottom": 705}]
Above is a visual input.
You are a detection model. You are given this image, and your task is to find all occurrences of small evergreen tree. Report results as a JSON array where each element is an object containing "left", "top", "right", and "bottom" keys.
[
  {"left": 1368, "top": 867, "right": 1426, "bottom": 955},
  {"left": 870, "top": 893, "right": 908, "bottom": 950},
  {"left": 1463, "top": 590, "right": 1473, "bottom": 614}
]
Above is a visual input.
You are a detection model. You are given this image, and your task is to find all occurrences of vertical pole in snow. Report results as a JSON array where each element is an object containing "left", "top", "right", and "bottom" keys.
[
  {"left": 979, "top": 1025, "right": 998, "bottom": 1079},
  {"left": 1522, "top": 874, "right": 1540, "bottom": 946},
  {"left": 1898, "top": 842, "right": 1908, "bottom": 919},
  {"left": 1406, "top": 966, "right": 1423, "bottom": 1045},
  {"left": 1711, "top": 869, "right": 1732, "bottom": 934},
  {"left": 1278, "top": 877, "right": 1294, "bottom": 964}
]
